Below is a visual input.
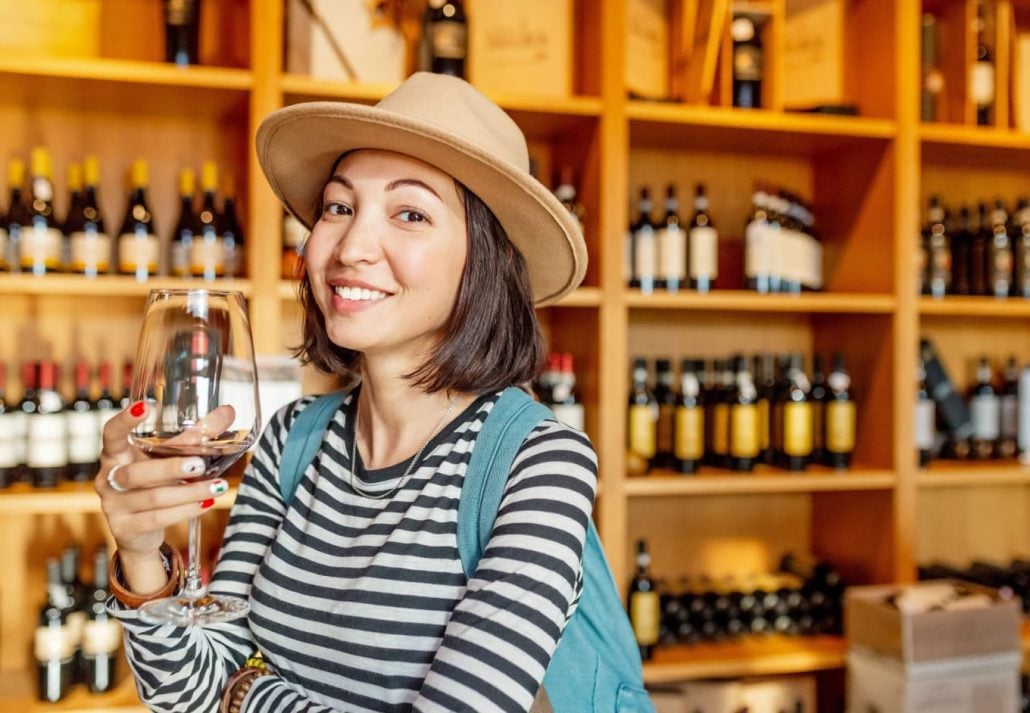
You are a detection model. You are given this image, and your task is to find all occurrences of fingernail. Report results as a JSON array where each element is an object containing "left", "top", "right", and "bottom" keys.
[
  {"left": 181, "top": 458, "right": 206, "bottom": 475},
  {"left": 209, "top": 479, "right": 228, "bottom": 496},
  {"left": 130, "top": 401, "right": 146, "bottom": 417},
  {"left": 200, "top": 499, "right": 215, "bottom": 510}
]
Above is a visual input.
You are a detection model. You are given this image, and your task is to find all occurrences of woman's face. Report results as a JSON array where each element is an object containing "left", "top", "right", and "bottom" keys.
[{"left": 304, "top": 149, "right": 468, "bottom": 363}]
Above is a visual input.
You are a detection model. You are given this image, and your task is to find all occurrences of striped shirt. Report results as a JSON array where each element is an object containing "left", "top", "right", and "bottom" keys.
[{"left": 112, "top": 388, "right": 598, "bottom": 712}]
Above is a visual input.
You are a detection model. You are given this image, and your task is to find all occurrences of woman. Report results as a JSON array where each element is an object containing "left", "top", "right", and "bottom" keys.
[{"left": 96, "top": 72, "right": 595, "bottom": 712}]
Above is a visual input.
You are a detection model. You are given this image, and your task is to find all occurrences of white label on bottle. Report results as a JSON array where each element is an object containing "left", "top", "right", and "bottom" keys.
[
  {"left": 915, "top": 399, "right": 936, "bottom": 450},
  {"left": 970, "top": 61, "right": 995, "bottom": 106},
  {"left": 744, "top": 221, "right": 766, "bottom": 278},
  {"left": 689, "top": 226, "right": 718, "bottom": 279},
  {"left": 10, "top": 411, "right": 26, "bottom": 465},
  {"left": 0, "top": 413, "right": 19, "bottom": 468},
  {"left": 779, "top": 229, "right": 802, "bottom": 285},
  {"left": 1000, "top": 395, "right": 1018, "bottom": 439},
  {"left": 21, "top": 225, "right": 62, "bottom": 269},
  {"left": 67, "top": 610, "right": 85, "bottom": 646},
  {"left": 223, "top": 242, "right": 244, "bottom": 278},
  {"left": 657, "top": 225, "right": 685, "bottom": 282},
  {"left": 119, "top": 233, "right": 159, "bottom": 273},
  {"left": 82, "top": 619, "right": 122, "bottom": 656},
  {"left": 67, "top": 411, "right": 101, "bottom": 463},
  {"left": 190, "top": 237, "right": 225, "bottom": 276},
  {"left": 633, "top": 226, "right": 657, "bottom": 283},
  {"left": 1019, "top": 369, "right": 1030, "bottom": 458},
  {"left": 27, "top": 413, "right": 68, "bottom": 468},
  {"left": 70, "top": 230, "right": 112, "bottom": 273},
  {"left": 35, "top": 626, "right": 76, "bottom": 661},
  {"left": 551, "top": 403, "right": 585, "bottom": 432},
  {"left": 970, "top": 394, "right": 1001, "bottom": 440}
]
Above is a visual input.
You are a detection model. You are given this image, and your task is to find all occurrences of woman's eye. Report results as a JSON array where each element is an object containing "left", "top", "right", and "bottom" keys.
[
  {"left": 322, "top": 202, "right": 351, "bottom": 217},
  {"left": 398, "top": 209, "right": 429, "bottom": 224}
]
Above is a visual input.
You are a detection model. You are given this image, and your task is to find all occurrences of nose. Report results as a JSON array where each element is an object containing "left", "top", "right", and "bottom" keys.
[{"left": 333, "top": 207, "right": 384, "bottom": 267}]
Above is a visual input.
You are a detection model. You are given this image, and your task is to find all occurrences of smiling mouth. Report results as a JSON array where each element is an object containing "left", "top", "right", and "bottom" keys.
[{"left": 333, "top": 285, "right": 390, "bottom": 302}]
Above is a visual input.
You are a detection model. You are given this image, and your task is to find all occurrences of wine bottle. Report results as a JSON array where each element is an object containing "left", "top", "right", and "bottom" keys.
[
  {"left": 825, "top": 353, "right": 856, "bottom": 469},
  {"left": 952, "top": 206, "right": 973, "bottom": 295},
  {"left": 628, "top": 358, "right": 658, "bottom": 472},
  {"left": 688, "top": 183, "right": 718, "bottom": 293},
  {"left": 15, "top": 362, "right": 38, "bottom": 484},
  {"left": 118, "top": 160, "right": 158, "bottom": 281},
  {"left": 66, "top": 361, "right": 100, "bottom": 482},
  {"left": 920, "top": 338, "right": 975, "bottom": 454},
  {"left": 769, "top": 355, "right": 790, "bottom": 468},
  {"left": 630, "top": 188, "right": 657, "bottom": 293},
  {"left": 1013, "top": 198, "right": 1030, "bottom": 298},
  {"left": 628, "top": 540, "right": 660, "bottom": 661},
  {"left": 971, "top": 202, "right": 990, "bottom": 296},
  {"left": 675, "top": 358, "right": 705, "bottom": 474},
  {"left": 923, "top": 196, "right": 952, "bottom": 298},
  {"left": 550, "top": 353, "right": 585, "bottom": 432},
  {"left": 987, "top": 199, "right": 1013, "bottom": 299},
  {"left": 96, "top": 360, "right": 119, "bottom": 441},
  {"left": 779, "top": 194, "right": 805, "bottom": 295},
  {"left": 3, "top": 158, "right": 28, "bottom": 272},
  {"left": 63, "top": 162, "right": 83, "bottom": 269},
  {"left": 998, "top": 356, "right": 1020, "bottom": 459},
  {"left": 426, "top": 0, "right": 467, "bottom": 78},
  {"left": 969, "top": 356, "right": 1000, "bottom": 460},
  {"left": 82, "top": 548, "right": 120, "bottom": 693},
  {"left": 28, "top": 361, "right": 68, "bottom": 488},
  {"left": 221, "top": 182, "right": 245, "bottom": 279},
  {"left": 782, "top": 354, "right": 814, "bottom": 472},
  {"left": 68, "top": 157, "right": 111, "bottom": 277},
  {"left": 731, "top": 13, "right": 763, "bottom": 108},
  {"left": 729, "top": 355, "right": 760, "bottom": 472},
  {"left": 970, "top": 0, "right": 995, "bottom": 126},
  {"left": 921, "top": 13, "right": 945, "bottom": 122},
  {"left": 0, "top": 364, "right": 16, "bottom": 487},
  {"left": 916, "top": 357, "right": 936, "bottom": 468},
  {"left": 654, "top": 359, "right": 677, "bottom": 470},
  {"left": 756, "top": 353, "right": 776, "bottom": 465},
  {"left": 656, "top": 184, "right": 685, "bottom": 292},
  {"left": 710, "top": 359, "right": 733, "bottom": 468},
  {"left": 554, "top": 167, "right": 586, "bottom": 237},
  {"left": 60, "top": 545, "right": 87, "bottom": 677},
  {"left": 164, "top": 0, "right": 201, "bottom": 66},
  {"left": 809, "top": 355, "right": 828, "bottom": 465},
  {"left": 170, "top": 167, "right": 197, "bottom": 278},
  {"left": 22, "top": 147, "right": 63, "bottom": 275},
  {"left": 192, "top": 161, "right": 224, "bottom": 280},
  {"left": 36, "top": 559, "right": 76, "bottom": 702},
  {"left": 745, "top": 185, "right": 773, "bottom": 294}
]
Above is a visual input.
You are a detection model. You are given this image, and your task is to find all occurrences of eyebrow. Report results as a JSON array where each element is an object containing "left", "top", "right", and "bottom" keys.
[{"left": 325, "top": 175, "right": 443, "bottom": 202}]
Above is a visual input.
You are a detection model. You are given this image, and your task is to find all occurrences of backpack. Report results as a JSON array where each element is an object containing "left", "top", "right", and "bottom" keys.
[{"left": 278, "top": 387, "right": 654, "bottom": 713}]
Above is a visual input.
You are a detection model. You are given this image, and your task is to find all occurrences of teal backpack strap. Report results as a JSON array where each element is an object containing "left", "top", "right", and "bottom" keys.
[
  {"left": 456, "top": 387, "right": 552, "bottom": 578},
  {"left": 278, "top": 390, "right": 348, "bottom": 507}
]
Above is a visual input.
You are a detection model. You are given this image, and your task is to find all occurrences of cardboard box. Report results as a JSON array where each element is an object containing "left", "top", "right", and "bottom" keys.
[
  {"left": 285, "top": 0, "right": 406, "bottom": 84},
  {"left": 845, "top": 581, "right": 1021, "bottom": 665},
  {"left": 0, "top": 1, "right": 100, "bottom": 58},
  {"left": 468, "top": 0, "right": 573, "bottom": 97},
  {"left": 783, "top": 0, "right": 845, "bottom": 109},
  {"left": 847, "top": 646, "right": 1021, "bottom": 713}
]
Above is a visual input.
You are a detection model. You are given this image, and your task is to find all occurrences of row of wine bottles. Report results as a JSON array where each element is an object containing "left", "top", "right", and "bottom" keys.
[
  {"left": 0, "top": 149, "right": 245, "bottom": 280},
  {"left": 36, "top": 546, "right": 120, "bottom": 702},
  {"left": 918, "top": 195, "right": 1030, "bottom": 299},
  {"left": 0, "top": 360, "right": 132, "bottom": 488},
  {"left": 919, "top": 559, "right": 1030, "bottom": 615},
  {"left": 627, "top": 352, "right": 856, "bottom": 475},
  {"left": 916, "top": 341, "right": 1030, "bottom": 465},
  {"left": 625, "top": 184, "right": 823, "bottom": 295},
  {"left": 627, "top": 542, "right": 845, "bottom": 660},
  {"left": 532, "top": 352, "right": 585, "bottom": 432}
]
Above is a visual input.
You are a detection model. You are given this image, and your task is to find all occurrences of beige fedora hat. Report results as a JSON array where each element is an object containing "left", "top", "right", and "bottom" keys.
[{"left": 256, "top": 72, "right": 587, "bottom": 306}]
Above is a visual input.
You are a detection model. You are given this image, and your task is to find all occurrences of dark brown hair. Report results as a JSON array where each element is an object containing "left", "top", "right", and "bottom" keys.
[{"left": 293, "top": 182, "right": 545, "bottom": 394}]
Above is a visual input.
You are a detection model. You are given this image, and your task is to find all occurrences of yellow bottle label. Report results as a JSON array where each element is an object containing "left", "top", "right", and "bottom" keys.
[
  {"left": 757, "top": 398, "right": 770, "bottom": 450},
  {"left": 784, "top": 402, "right": 813, "bottom": 457},
  {"left": 827, "top": 401, "right": 856, "bottom": 453},
  {"left": 630, "top": 591, "right": 660, "bottom": 646},
  {"left": 713, "top": 403, "right": 729, "bottom": 455},
  {"left": 657, "top": 404, "right": 675, "bottom": 455},
  {"left": 730, "top": 404, "right": 760, "bottom": 458},
  {"left": 674, "top": 406, "right": 704, "bottom": 460},
  {"left": 628, "top": 404, "right": 657, "bottom": 458}
]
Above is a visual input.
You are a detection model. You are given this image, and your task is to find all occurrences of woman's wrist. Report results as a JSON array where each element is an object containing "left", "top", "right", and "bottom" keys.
[{"left": 109, "top": 544, "right": 183, "bottom": 608}]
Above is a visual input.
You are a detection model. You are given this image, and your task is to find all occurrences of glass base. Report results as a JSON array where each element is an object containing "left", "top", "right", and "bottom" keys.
[{"left": 138, "top": 593, "right": 250, "bottom": 626}]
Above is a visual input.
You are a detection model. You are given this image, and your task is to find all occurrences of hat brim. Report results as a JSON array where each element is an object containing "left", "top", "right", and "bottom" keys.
[{"left": 256, "top": 102, "right": 587, "bottom": 306}]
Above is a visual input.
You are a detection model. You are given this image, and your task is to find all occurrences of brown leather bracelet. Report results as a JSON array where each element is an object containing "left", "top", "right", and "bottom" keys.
[{"left": 108, "top": 543, "right": 184, "bottom": 609}]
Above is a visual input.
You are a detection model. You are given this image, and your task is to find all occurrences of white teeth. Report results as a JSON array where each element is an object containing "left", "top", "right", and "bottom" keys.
[{"left": 334, "top": 285, "right": 388, "bottom": 302}]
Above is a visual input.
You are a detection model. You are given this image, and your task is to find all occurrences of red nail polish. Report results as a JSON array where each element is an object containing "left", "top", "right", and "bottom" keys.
[
  {"left": 130, "top": 401, "right": 146, "bottom": 417},
  {"left": 201, "top": 499, "right": 215, "bottom": 510}
]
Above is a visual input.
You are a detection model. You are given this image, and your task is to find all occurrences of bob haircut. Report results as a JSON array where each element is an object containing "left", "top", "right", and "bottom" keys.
[{"left": 292, "top": 172, "right": 546, "bottom": 394}]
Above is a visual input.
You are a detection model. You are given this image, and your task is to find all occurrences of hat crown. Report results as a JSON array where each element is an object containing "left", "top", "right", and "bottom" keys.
[{"left": 376, "top": 73, "right": 529, "bottom": 173}]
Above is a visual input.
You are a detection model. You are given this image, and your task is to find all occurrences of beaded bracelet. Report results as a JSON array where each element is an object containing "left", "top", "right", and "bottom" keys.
[{"left": 221, "top": 654, "right": 272, "bottom": 713}]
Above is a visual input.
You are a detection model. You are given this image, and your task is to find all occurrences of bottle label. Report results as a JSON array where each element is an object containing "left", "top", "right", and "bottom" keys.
[
  {"left": 657, "top": 225, "right": 685, "bottom": 282},
  {"left": 69, "top": 230, "right": 112, "bottom": 273},
  {"left": 119, "top": 233, "right": 159, "bottom": 274},
  {"left": 730, "top": 404, "right": 760, "bottom": 459},
  {"left": 67, "top": 411, "right": 101, "bottom": 463},
  {"left": 551, "top": 403, "right": 585, "bottom": 432},
  {"left": 783, "top": 402, "right": 814, "bottom": 457},
  {"left": 915, "top": 399, "right": 936, "bottom": 450},
  {"left": 970, "top": 61, "right": 995, "bottom": 105},
  {"left": 1000, "top": 394, "right": 1018, "bottom": 439},
  {"left": 0, "top": 413, "right": 18, "bottom": 468},
  {"left": 35, "top": 626, "right": 77, "bottom": 661},
  {"left": 970, "top": 394, "right": 1001, "bottom": 440},
  {"left": 27, "top": 413, "right": 69, "bottom": 467},
  {"left": 67, "top": 610, "right": 85, "bottom": 646},
  {"left": 633, "top": 226, "right": 657, "bottom": 284},
  {"left": 674, "top": 406, "right": 704, "bottom": 460},
  {"left": 689, "top": 226, "right": 718, "bottom": 280},
  {"left": 712, "top": 403, "right": 729, "bottom": 455},
  {"left": 657, "top": 404, "right": 675, "bottom": 455},
  {"left": 20, "top": 225, "right": 62, "bottom": 270},
  {"left": 808, "top": 237, "right": 823, "bottom": 290},
  {"left": 432, "top": 21, "right": 467, "bottom": 60},
  {"left": 628, "top": 404, "right": 657, "bottom": 458},
  {"left": 630, "top": 591, "right": 660, "bottom": 645},
  {"left": 826, "top": 401, "right": 856, "bottom": 453},
  {"left": 190, "top": 237, "right": 225, "bottom": 276},
  {"left": 745, "top": 221, "right": 768, "bottom": 279},
  {"left": 10, "top": 411, "right": 27, "bottom": 465},
  {"left": 82, "top": 619, "right": 122, "bottom": 656}
]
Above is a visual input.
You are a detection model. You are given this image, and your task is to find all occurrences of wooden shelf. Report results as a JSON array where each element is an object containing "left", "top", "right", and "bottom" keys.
[
  {"left": 278, "top": 281, "right": 602, "bottom": 308},
  {"left": 920, "top": 124, "right": 1030, "bottom": 168},
  {"left": 625, "top": 290, "right": 896, "bottom": 314},
  {"left": 918, "top": 461, "right": 1030, "bottom": 489},
  {"left": 0, "top": 56, "right": 253, "bottom": 90},
  {"left": 628, "top": 103, "right": 896, "bottom": 155},
  {"left": 0, "top": 275, "right": 253, "bottom": 298},
  {"left": 0, "top": 482, "right": 237, "bottom": 515},
  {"left": 0, "top": 668, "right": 143, "bottom": 712},
  {"left": 919, "top": 296, "right": 1030, "bottom": 318},
  {"left": 626, "top": 468, "right": 896, "bottom": 497},
  {"left": 643, "top": 635, "right": 846, "bottom": 684}
]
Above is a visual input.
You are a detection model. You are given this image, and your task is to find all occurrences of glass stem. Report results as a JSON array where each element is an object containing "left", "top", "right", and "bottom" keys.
[{"left": 182, "top": 515, "right": 206, "bottom": 600}]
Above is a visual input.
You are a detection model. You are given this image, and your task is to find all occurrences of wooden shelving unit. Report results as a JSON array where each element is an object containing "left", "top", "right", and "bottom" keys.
[{"left": 0, "top": 0, "right": 1027, "bottom": 708}]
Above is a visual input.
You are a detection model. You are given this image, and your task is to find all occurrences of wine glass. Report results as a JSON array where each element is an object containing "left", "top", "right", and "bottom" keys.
[{"left": 128, "top": 289, "right": 260, "bottom": 626}]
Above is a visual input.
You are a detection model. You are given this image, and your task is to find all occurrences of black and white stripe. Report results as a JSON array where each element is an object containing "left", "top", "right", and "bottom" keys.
[{"left": 111, "top": 390, "right": 597, "bottom": 712}]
